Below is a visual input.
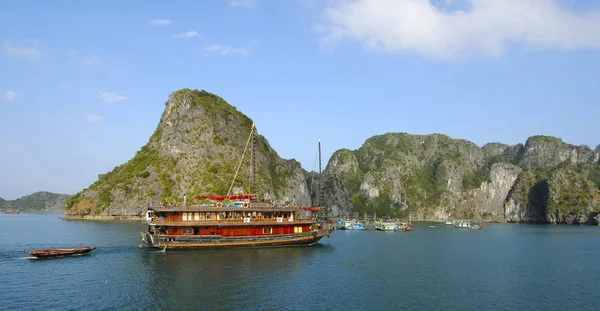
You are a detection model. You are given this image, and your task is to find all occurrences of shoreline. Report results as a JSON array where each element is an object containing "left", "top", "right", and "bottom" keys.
[{"left": 49, "top": 215, "right": 597, "bottom": 225}]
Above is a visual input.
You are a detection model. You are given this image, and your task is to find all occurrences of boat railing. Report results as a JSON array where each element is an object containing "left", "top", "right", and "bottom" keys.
[
  {"left": 150, "top": 217, "right": 316, "bottom": 224},
  {"left": 151, "top": 203, "right": 306, "bottom": 210}
]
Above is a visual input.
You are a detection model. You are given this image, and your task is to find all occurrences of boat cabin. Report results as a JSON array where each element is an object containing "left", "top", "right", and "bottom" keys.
[{"left": 146, "top": 204, "right": 313, "bottom": 237}]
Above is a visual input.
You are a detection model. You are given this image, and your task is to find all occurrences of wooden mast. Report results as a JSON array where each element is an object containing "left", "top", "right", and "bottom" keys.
[{"left": 251, "top": 123, "right": 256, "bottom": 196}]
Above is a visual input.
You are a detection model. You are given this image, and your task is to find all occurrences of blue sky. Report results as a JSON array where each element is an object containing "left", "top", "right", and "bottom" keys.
[{"left": 1, "top": 0, "right": 600, "bottom": 199}]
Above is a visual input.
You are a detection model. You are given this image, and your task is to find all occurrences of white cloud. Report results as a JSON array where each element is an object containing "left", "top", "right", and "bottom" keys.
[
  {"left": 67, "top": 50, "right": 102, "bottom": 67},
  {"left": 172, "top": 31, "right": 200, "bottom": 38},
  {"left": 61, "top": 84, "right": 73, "bottom": 89},
  {"left": 3, "top": 40, "right": 41, "bottom": 59},
  {"left": 4, "top": 91, "right": 18, "bottom": 102},
  {"left": 319, "top": 0, "right": 600, "bottom": 60},
  {"left": 82, "top": 113, "right": 104, "bottom": 122},
  {"left": 202, "top": 44, "right": 250, "bottom": 56},
  {"left": 98, "top": 92, "right": 126, "bottom": 103},
  {"left": 228, "top": 0, "right": 257, "bottom": 8},
  {"left": 149, "top": 19, "right": 172, "bottom": 26}
]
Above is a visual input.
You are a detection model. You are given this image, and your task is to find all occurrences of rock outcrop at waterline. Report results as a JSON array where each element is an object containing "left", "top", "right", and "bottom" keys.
[{"left": 65, "top": 89, "right": 600, "bottom": 224}]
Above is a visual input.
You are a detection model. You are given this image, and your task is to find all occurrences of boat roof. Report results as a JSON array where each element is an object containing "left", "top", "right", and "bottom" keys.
[{"left": 149, "top": 205, "right": 299, "bottom": 213}]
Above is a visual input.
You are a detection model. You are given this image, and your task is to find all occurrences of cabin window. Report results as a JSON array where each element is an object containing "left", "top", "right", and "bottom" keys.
[
  {"left": 206, "top": 212, "right": 211, "bottom": 220},
  {"left": 184, "top": 227, "right": 193, "bottom": 235},
  {"left": 252, "top": 212, "right": 257, "bottom": 219},
  {"left": 257, "top": 212, "right": 262, "bottom": 220},
  {"left": 194, "top": 213, "right": 200, "bottom": 221},
  {"left": 182, "top": 213, "right": 188, "bottom": 221},
  {"left": 263, "top": 227, "right": 272, "bottom": 234},
  {"left": 294, "top": 226, "right": 303, "bottom": 233}
]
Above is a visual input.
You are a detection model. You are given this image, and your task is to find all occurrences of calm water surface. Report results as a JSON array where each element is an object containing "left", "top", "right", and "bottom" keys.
[{"left": 1, "top": 214, "right": 599, "bottom": 310}]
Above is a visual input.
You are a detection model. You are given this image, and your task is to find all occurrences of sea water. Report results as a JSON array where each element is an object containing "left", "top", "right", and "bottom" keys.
[{"left": 1, "top": 214, "right": 599, "bottom": 310}]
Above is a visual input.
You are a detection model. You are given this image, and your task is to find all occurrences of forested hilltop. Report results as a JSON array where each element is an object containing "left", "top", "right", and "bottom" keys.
[
  {"left": 323, "top": 134, "right": 600, "bottom": 224},
  {"left": 0, "top": 192, "right": 71, "bottom": 213},
  {"left": 63, "top": 88, "right": 600, "bottom": 224}
]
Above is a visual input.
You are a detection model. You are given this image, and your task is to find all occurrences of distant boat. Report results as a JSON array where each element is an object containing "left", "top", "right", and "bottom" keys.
[
  {"left": 338, "top": 219, "right": 366, "bottom": 230},
  {"left": 376, "top": 222, "right": 411, "bottom": 232},
  {"left": 445, "top": 220, "right": 459, "bottom": 226},
  {"left": 454, "top": 221, "right": 486, "bottom": 230},
  {"left": 26, "top": 246, "right": 96, "bottom": 258},
  {"left": 4, "top": 209, "right": 19, "bottom": 214}
]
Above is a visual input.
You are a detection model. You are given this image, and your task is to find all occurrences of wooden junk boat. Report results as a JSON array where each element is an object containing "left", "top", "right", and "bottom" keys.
[
  {"left": 140, "top": 195, "right": 333, "bottom": 249},
  {"left": 26, "top": 246, "right": 96, "bottom": 258},
  {"left": 140, "top": 123, "right": 334, "bottom": 249}
]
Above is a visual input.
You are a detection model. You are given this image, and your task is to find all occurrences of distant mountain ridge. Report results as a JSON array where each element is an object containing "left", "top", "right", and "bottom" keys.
[{"left": 0, "top": 192, "right": 71, "bottom": 213}]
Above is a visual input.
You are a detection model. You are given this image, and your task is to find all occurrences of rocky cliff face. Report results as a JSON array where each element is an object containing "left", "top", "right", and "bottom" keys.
[
  {"left": 504, "top": 169, "right": 549, "bottom": 223},
  {"left": 65, "top": 89, "right": 311, "bottom": 216},
  {"left": 546, "top": 168, "right": 600, "bottom": 224},
  {"left": 322, "top": 133, "right": 492, "bottom": 219},
  {"left": 323, "top": 134, "right": 600, "bottom": 224},
  {"left": 520, "top": 136, "right": 596, "bottom": 170}
]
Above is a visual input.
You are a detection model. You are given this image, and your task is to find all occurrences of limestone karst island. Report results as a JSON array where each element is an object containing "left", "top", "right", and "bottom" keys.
[{"left": 43, "top": 88, "right": 598, "bottom": 225}]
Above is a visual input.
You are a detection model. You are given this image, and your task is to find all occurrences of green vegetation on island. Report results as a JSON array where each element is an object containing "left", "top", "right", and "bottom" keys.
[
  {"left": 65, "top": 89, "right": 307, "bottom": 217},
  {"left": 0, "top": 192, "right": 71, "bottom": 213},
  {"left": 61, "top": 88, "right": 600, "bottom": 225}
]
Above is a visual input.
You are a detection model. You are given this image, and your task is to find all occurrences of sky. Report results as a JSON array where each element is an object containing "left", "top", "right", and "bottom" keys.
[{"left": 1, "top": 0, "right": 600, "bottom": 200}]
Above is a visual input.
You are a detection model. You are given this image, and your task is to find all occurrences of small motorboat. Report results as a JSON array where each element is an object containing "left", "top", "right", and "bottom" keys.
[{"left": 26, "top": 246, "right": 96, "bottom": 258}]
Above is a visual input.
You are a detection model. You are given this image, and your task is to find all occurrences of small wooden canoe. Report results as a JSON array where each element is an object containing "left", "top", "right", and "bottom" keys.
[{"left": 26, "top": 246, "right": 96, "bottom": 258}]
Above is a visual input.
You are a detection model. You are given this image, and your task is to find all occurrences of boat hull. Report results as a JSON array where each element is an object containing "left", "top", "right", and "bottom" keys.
[
  {"left": 26, "top": 246, "right": 96, "bottom": 258},
  {"left": 140, "top": 229, "right": 333, "bottom": 249},
  {"left": 376, "top": 228, "right": 410, "bottom": 232},
  {"left": 339, "top": 227, "right": 366, "bottom": 230}
]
